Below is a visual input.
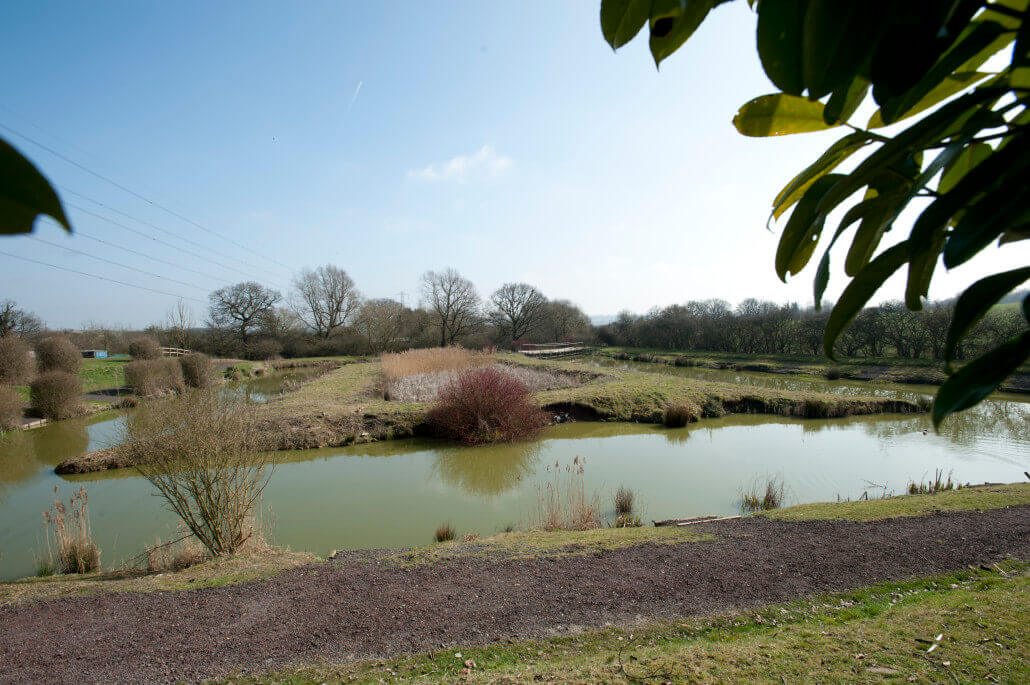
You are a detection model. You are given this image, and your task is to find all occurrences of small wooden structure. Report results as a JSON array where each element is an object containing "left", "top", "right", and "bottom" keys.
[
  {"left": 515, "top": 341, "right": 591, "bottom": 358},
  {"left": 160, "top": 347, "right": 190, "bottom": 357}
]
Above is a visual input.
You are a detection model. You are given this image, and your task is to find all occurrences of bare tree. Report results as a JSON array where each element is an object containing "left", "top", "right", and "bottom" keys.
[
  {"left": 421, "top": 268, "right": 481, "bottom": 346},
  {"left": 166, "top": 298, "right": 195, "bottom": 350},
  {"left": 209, "top": 282, "right": 281, "bottom": 340},
  {"left": 355, "top": 298, "right": 407, "bottom": 353},
  {"left": 123, "top": 391, "right": 271, "bottom": 556},
  {"left": 0, "top": 299, "right": 43, "bottom": 338},
  {"left": 292, "top": 265, "right": 361, "bottom": 339},
  {"left": 490, "top": 283, "right": 546, "bottom": 342},
  {"left": 540, "top": 299, "right": 591, "bottom": 342},
  {"left": 258, "top": 306, "right": 301, "bottom": 339}
]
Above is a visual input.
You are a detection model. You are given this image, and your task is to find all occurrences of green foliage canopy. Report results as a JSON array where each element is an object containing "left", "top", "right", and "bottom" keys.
[{"left": 600, "top": 0, "right": 1030, "bottom": 426}]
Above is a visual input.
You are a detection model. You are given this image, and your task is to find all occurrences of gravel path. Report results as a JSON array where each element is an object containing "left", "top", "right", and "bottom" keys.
[{"left": 2, "top": 506, "right": 1028, "bottom": 683}]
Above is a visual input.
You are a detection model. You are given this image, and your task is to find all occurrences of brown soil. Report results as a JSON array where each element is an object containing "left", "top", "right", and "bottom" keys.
[{"left": 1, "top": 507, "right": 1027, "bottom": 684}]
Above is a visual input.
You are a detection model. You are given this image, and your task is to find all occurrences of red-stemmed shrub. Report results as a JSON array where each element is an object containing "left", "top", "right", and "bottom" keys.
[{"left": 428, "top": 367, "right": 548, "bottom": 445}]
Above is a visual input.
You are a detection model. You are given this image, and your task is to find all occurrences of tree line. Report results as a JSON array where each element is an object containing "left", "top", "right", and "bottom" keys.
[
  {"left": 597, "top": 295, "right": 1027, "bottom": 361},
  {"left": 0, "top": 266, "right": 593, "bottom": 359}
]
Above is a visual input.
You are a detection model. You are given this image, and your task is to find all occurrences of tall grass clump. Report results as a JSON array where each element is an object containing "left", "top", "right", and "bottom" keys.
[
  {"left": 0, "top": 336, "right": 33, "bottom": 385},
  {"left": 380, "top": 346, "right": 487, "bottom": 382},
  {"left": 663, "top": 404, "right": 695, "bottom": 427},
  {"left": 428, "top": 366, "right": 548, "bottom": 445},
  {"left": 125, "top": 358, "right": 185, "bottom": 396},
  {"left": 908, "top": 469, "right": 956, "bottom": 495},
  {"left": 30, "top": 370, "right": 83, "bottom": 420},
  {"left": 143, "top": 532, "right": 208, "bottom": 573},
  {"left": 120, "top": 390, "right": 271, "bottom": 556},
  {"left": 39, "top": 485, "right": 100, "bottom": 574},
  {"left": 534, "top": 457, "right": 602, "bottom": 531},
  {"left": 0, "top": 385, "right": 23, "bottom": 431},
  {"left": 433, "top": 522, "right": 455, "bottom": 543},
  {"left": 740, "top": 475, "right": 785, "bottom": 513},
  {"left": 128, "top": 336, "right": 162, "bottom": 360},
  {"left": 180, "top": 352, "right": 214, "bottom": 388},
  {"left": 36, "top": 335, "right": 81, "bottom": 374},
  {"left": 612, "top": 484, "right": 641, "bottom": 528}
]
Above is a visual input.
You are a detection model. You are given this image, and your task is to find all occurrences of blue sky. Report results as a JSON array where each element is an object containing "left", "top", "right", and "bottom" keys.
[{"left": 2, "top": 1, "right": 1026, "bottom": 328}]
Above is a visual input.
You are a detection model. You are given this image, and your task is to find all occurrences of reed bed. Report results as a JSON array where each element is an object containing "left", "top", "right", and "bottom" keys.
[
  {"left": 387, "top": 363, "right": 575, "bottom": 403},
  {"left": 380, "top": 347, "right": 488, "bottom": 383},
  {"left": 38, "top": 485, "right": 100, "bottom": 575},
  {"left": 534, "top": 457, "right": 602, "bottom": 531}
]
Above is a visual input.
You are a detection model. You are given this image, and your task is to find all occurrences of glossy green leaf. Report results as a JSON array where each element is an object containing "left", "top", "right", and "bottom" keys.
[
  {"left": 813, "top": 250, "right": 831, "bottom": 309},
  {"left": 877, "top": 23, "right": 1005, "bottom": 125},
  {"left": 955, "top": 0, "right": 1026, "bottom": 73},
  {"left": 756, "top": 0, "right": 806, "bottom": 96},
  {"left": 771, "top": 132, "right": 868, "bottom": 219},
  {"left": 944, "top": 267, "right": 1030, "bottom": 369},
  {"left": 802, "top": 0, "right": 876, "bottom": 99},
  {"left": 0, "top": 137, "right": 71, "bottom": 235},
  {"left": 649, "top": 0, "right": 714, "bottom": 67},
  {"left": 938, "top": 141, "right": 992, "bottom": 195},
  {"left": 933, "top": 330, "right": 1030, "bottom": 427},
  {"left": 824, "top": 76, "right": 870, "bottom": 125},
  {"left": 601, "top": 0, "right": 652, "bottom": 49},
  {"left": 867, "top": 71, "right": 992, "bottom": 128},
  {"left": 733, "top": 94, "right": 838, "bottom": 137},
  {"left": 945, "top": 182, "right": 1030, "bottom": 268},
  {"left": 999, "top": 224, "right": 1030, "bottom": 245},
  {"left": 775, "top": 173, "right": 843, "bottom": 281},
  {"left": 821, "top": 89, "right": 996, "bottom": 230},
  {"left": 904, "top": 233, "right": 945, "bottom": 310},
  {"left": 823, "top": 241, "right": 910, "bottom": 358},
  {"left": 844, "top": 193, "right": 902, "bottom": 277}
]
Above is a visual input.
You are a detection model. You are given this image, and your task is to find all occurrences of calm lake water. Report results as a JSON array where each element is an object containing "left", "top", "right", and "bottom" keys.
[{"left": 0, "top": 362, "right": 1026, "bottom": 581}]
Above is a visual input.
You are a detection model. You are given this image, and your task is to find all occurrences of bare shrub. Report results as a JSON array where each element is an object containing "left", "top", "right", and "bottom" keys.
[
  {"left": 122, "top": 390, "right": 272, "bottom": 556},
  {"left": 128, "top": 336, "right": 162, "bottom": 360},
  {"left": 30, "top": 370, "right": 83, "bottom": 420},
  {"left": 380, "top": 346, "right": 487, "bottom": 382},
  {"left": 39, "top": 485, "right": 100, "bottom": 574},
  {"left": 125, "top": 359, "right": 184, "bottom": 396},
  {"left": 613, "top": 485, "right": 635, "bottom": 516},
  {"left": 534, "top": 457, "right": 601, "bottom": 531},
  {"left": 740, "top": 475, "right": 785, "bottom": 513},
  {"left": 180, "top": 352, "right": 214, "bottom": 388},
  {"left": 663, "top": 404, "right": 694, "bottom": 427},
  {"left": 434, "top": 523, "right": 454, "bottom": 542},
  {"left": 0, "top": 336, "right": 33, "bottom": 385},
  {"left": 36, "top": 335, "right": 81, "bottom": 374},
  {"left": 428, "top": 367, "right": 548, "bottom": 445},
  {"left": 0, "top": 385, "right": 23, "bottom": 431}
]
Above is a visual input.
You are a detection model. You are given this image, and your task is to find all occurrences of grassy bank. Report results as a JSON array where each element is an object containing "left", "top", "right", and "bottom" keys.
[
  {"left": 55, "top": 355, "right": 928, "bottom": 472},
  {"left": 255, "top": 355, "right": 928, "bottom": 451},
  {"left": 598, "top": 346, "right": 1030, "bottom": 393},
  {"left": 230, "top": 562, "right": 1028, "bottom": 684}
]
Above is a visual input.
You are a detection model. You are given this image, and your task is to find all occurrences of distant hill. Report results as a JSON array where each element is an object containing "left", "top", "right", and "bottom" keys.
[
  {"left": 589, "top": 315, "right": 617, "bottom": 326},
  {"left": 999, "top": 288, "right": 1028, "bottom": 304}
]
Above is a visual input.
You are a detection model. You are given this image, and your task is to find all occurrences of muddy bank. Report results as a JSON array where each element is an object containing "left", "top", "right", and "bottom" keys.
[
  {"left": 54, "top": 390, "right": 925, "bottom": 474},
  {"left": 1, "top": 506, "right": 1027, "bottom": 683}
]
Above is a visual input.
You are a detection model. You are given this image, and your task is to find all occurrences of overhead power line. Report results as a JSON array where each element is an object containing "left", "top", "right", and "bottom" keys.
[
  {"left": 59, "top": 185, "right": 280, "bottom": 276},
  {"left": 73, "top": 230, "right": 231, "bottom": 287},
  {"left": 65, "top": 202, "right": 261, "bottom": 281},
  {"left": 27, "top": 235, "right": 211, "bottom": 292},
  {"left": 0, "top": 250, "right": 206, "bottom": 304},
  {"left": 0, "top": 121, "right": 294, "bottom": 273}
]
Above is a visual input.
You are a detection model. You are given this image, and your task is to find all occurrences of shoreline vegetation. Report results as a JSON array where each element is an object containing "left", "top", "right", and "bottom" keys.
[
  {"left": 54, "top": 353, "right": 928, "bottom": 474},
  {"left": 3, "top": 484, "right": 1026, "bottom": 602},
  {"left": 598, "top": 347, "right": 1030, "bottom": 393}
]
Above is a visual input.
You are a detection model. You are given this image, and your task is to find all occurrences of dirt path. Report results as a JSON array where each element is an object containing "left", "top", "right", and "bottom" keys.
[{"left": 2, "top": 507, "right": 1028, "bottom": 684}]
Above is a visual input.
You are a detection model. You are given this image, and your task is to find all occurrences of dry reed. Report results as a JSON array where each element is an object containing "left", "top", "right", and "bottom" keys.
[
  {"left": 380, "top": 346, "right": 488, "bottom": 382},
  {"left": 533, "top": 457, "right": 602, "bottom": 531},
  {"left": 39, "top": 485, "right": 100, "bottom": 574}
]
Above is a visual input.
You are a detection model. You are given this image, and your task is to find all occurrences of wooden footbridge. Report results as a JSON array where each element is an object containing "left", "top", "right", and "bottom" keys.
[
  {"left": 515, "top": 341, "right": 592, "bottom": 358},
  {"left": 160, "top": 347, "right": 190, "bottom": 357}
]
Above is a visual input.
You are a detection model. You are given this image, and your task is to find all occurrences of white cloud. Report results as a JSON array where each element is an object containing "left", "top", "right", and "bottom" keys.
[{"left": 408, "top": 145, "right": 513, "bottom": 183}]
